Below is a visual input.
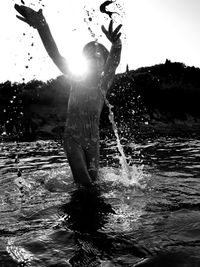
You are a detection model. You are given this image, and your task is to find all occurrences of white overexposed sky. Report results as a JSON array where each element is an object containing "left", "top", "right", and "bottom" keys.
[{"left": 1, "top": 0, "right": 200, "bottom": 82}]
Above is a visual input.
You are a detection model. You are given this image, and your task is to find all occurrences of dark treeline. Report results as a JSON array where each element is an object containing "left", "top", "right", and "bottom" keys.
[
  {"left": 0, "top": 76, "right": 70, "bottom": 140},
  {"left": 1, "top": 60, "right": 200, "bottom": 140}
]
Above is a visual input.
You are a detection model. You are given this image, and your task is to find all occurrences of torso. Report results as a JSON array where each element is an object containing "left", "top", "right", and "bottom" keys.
[{"left": 65, "top": 78, "right": 105, "bottom": 143}]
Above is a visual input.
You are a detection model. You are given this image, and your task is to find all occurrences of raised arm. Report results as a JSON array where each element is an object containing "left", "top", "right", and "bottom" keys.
[
  {"left": 14, "top": 4, "right": 69, "bottom": 76},
  {"left": 101, "top": 20, "right": 122, "bottom": 92}
]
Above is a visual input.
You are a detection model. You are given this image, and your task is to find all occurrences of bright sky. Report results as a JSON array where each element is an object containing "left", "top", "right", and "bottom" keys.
[{"left": 1, "top": 0, "right": 200, "bottom": 82}]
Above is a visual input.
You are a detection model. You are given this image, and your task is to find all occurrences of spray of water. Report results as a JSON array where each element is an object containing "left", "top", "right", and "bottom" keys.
[
  {"left": 106, "top": 95, "right": 146, "bottom": 188},
  {"left": 100, "top": 86, "right": 132, "bottom": 180}
]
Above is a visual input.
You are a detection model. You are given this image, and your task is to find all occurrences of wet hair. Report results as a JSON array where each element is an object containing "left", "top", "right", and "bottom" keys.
[{"left": 83, "top": 41, "right": 109, "bottom": 63}]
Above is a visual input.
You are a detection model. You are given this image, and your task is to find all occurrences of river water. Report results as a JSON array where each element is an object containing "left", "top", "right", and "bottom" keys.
[{"left": 0, "top": 136, "right": 199, "bottom": 266}]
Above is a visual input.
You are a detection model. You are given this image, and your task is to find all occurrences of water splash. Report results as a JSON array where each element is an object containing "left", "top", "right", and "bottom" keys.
[
  {"left": 100, "top": 0, "right": 120, "bottom": 19},
  {"left": 104, "top": 92, "right": 131, "bottom": 177},
  {"left": 98, "top": 81, "right": 144, "bottom": 188},
  {"left": 100, "top": 164, "right": 146, "bottom": 188}
]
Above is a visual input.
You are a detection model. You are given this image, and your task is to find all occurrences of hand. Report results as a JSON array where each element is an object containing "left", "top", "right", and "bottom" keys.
[
  {"left": 14, "top": 4, "right": 45, "bottom": 29},
  {"left": 101, "top": 20, "right": 122, "bottom": 43}
]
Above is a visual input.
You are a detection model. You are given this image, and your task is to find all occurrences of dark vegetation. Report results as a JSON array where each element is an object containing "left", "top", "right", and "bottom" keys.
[{"left": 1, "top": 60, "right": 200, "bottom": 141}]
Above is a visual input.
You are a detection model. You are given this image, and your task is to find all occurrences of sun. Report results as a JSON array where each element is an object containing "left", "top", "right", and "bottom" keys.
[{"left": 67, "top": 51, "right": 89, "bottom": 77}]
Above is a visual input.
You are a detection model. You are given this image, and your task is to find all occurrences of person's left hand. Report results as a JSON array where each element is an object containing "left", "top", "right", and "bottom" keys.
[{"left": 101, "top": 20, "right": 122, "bottom": 44}]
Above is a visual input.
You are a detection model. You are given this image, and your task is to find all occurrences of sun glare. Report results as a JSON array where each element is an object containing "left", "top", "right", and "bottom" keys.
[{"left": 67, "top": 52, "right": 89, "bottom": 77}]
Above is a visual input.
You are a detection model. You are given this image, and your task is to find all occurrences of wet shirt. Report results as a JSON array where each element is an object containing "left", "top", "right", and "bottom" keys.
[{"left": 66, "top": 79, "right": 104, "bottom": 143}]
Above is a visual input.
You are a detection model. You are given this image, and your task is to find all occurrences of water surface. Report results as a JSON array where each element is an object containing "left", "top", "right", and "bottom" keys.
[{"left": 0, "top": 137, "right": 199, "bottom": 266}]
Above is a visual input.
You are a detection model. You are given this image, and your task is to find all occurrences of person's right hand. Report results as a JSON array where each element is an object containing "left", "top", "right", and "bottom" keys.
[{"left": 14, "top": 4, "right": 45, "bottom": 29}]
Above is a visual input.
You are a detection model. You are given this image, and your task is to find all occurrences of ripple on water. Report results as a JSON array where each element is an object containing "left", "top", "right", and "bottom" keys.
[{"left": 0, "top": 138, "right": 199, "bottom": 266}]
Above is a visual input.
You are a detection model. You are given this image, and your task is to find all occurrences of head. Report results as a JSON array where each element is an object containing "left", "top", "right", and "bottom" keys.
[{"left": 83, "top": 41, "right": 109, "bottom": 74}]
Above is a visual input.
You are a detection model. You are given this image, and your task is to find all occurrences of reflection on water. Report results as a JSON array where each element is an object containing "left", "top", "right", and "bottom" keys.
[{"left": 0, "top": 137, "right": 200, "bottom": 266}]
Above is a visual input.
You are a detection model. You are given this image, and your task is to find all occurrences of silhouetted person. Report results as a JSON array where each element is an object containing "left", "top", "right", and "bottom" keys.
[{"left": 15, "top": 4, "right": 122, "bottom": 187}]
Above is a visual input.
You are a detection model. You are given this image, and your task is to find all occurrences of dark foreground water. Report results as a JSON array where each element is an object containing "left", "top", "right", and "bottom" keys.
[{"left": 0, "top": 137, "right": 200, "bottom": 266}]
